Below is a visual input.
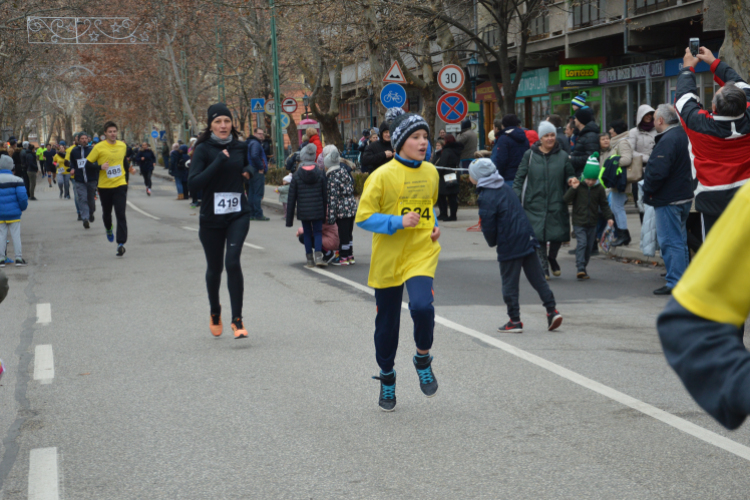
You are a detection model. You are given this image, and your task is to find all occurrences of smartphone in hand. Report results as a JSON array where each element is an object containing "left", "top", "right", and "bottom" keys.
[{"left": 689, "top": 38, "right": 700, "bottom": 57}]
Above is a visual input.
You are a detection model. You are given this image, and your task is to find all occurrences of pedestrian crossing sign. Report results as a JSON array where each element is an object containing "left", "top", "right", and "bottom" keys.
[{"left": 251, "top": 98, "right": 265, "bottom": 113}]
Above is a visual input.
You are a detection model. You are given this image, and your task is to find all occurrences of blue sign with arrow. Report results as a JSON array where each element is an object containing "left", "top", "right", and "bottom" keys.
[{"left": 380, "top": 83, "right": 407, "bottom": 109}]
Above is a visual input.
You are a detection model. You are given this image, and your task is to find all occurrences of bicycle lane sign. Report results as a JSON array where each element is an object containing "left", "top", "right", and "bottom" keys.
[
  {"left": 379, "top": 83, "right": 407, "bottom": 109},
  {"left": 436, "top": 92, "right": 468, "bottom": 124}
]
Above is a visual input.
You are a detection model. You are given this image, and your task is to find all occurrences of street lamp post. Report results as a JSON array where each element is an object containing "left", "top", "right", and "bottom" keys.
[
  {"left": 269, "top": 0, "right": 284, "bottom": 166},
  {"left": 302, "top": 93, "right": 310, "bottom": 120},
  {"left": 467, "top": 56, "right": 480, "bottom": 102},
  {"left": 367, "top": 82, "right": 374, "bottom": 129}
]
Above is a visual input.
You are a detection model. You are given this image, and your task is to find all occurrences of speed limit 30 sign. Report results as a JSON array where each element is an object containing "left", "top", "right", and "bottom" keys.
[{"left": 437, "top": 64, "right": 465, "bottom": 93}]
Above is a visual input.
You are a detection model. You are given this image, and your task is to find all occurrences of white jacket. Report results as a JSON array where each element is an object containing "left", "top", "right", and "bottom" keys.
[{"left": 628, "top": 104, "right": 657, "bottom": 163}]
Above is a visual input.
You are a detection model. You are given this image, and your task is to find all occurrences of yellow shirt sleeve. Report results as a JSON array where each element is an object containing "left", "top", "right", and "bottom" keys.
[
  {"left": 86, "top": 144, "right": 99, "bottom": 164},
  {"left": 355, "top": 170, "right": 385, "bottom": 224},
  {"left": 673, "top": 182, "right": 750, "bottom": 326}
]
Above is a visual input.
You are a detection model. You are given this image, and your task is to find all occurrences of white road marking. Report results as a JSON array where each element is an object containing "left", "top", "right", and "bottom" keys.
[
  {"left": 181, "top": 226, "right": 263, "bottom": 249},
  {"left": 126, "top": 201, "right": 161, "bottom": 220},
  {"left": 34, "top": 345, "right": 54, "bottom": 384},
  {"left": 36, "top": 303, "right": 51, "bottom": 325},
  {"left": 308, "top": 267, "right": 750, "bottom": 462},
  {"left": 28, "top": 447, "right": 59, "bottom": 500}
]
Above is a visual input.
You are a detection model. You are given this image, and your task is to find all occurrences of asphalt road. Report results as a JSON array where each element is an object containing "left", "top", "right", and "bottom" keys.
[{"left": 2, "top": 172, "right": 750, "bottom": 499}]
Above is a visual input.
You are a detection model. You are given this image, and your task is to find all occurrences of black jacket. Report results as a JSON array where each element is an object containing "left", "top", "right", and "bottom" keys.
[
  {"left": 69, "top": 145, "right": 96, "bottom": 183},
  {"left": 188, "top": 137, "right": 252, "bottom": 228},
  {"left": 24, "top": 148, "right": 38, "bottom": 172},
  {"left": 434, "top": 142, "right": 463, "bottom": 196},
  {"left": 477, "top": 174, "right": 539, "bottom": 262},
  {"left": 569, "top": 122, "right": 600, "bottom": 176},
  {"left": 138, "top": 149, "right": 156, "bottom": 171},
  {"left": 564, "top": 182, "right": 613, "bottom": 227},
  {"left": 361, "top": 139, "right": 393, "bottom": 173},
  {"left": 286, "top": 166, "right": 327, "bottom": 225},
  {"left": 43, "top": 149, "right": 56, "bottom": 168},
  {"left": 642, "top": 126, "right": 694, "bottom": 207}
]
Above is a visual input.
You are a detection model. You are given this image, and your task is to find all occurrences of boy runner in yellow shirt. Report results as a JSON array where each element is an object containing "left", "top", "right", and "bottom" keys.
[
  {"left": 355, "top": 112, "right": 441, "bottom": 412},
  {"left": 86, "top": 121, "right": 130, "bottom": 257}
]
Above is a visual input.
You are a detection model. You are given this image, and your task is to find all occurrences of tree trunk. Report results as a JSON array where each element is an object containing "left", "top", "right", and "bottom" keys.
[
  {"left": 287, "top": 117, "right": 299, "bottom": 152},
  {"left": 720, "top": 0, "right": 750, "bottom": 79}
]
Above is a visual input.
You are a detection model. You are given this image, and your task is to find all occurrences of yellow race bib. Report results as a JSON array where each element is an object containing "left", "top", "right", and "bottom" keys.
[{"left": 398, "top": 198, "right": 434, "bottom": 229}]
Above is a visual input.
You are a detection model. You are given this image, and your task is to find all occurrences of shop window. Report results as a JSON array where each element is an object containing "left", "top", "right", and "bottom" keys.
[
  {"left": 573, "top": 0, "right": 606, "bottom": 29},
  {"left": 605, "top": 85, "right": 628, "bottom": 128}
]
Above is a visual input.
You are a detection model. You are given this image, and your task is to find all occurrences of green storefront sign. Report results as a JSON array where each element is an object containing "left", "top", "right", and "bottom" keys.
[
  {"left": 559, "top": 64, "right": 599, "bottom": 88},
  {"left": 513, "top": 68, "right": 550, "bottom": 98}
]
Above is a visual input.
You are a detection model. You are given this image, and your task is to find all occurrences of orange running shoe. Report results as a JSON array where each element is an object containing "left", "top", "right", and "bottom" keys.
[
  {"left": 231, "top": 318, "right": 248, "bottom": 339},
  {"left": 210, "top": 312, "right": 223, "bottom": 337}
]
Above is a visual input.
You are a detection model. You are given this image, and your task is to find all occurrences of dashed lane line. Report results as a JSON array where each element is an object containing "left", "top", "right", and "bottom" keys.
[
  {"left": 36, "top": 303, "right": 51, "bottom": 325},
  {"left": 126, "top": 200, "right": 161, "bottom": 220},
  {"left": 28, "top": 447, "right": 59, "bottom": 500},
  {"left": 33, "top": 345, "right": 54, "bottom": 384},
  {"left": 307, "top": 266, "right": 750, "bottom": 462}
]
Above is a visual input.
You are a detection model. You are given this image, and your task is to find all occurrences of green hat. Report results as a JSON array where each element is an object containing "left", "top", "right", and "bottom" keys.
[{"left": 582, "top": 153, "right": 600, "bottom": 180}]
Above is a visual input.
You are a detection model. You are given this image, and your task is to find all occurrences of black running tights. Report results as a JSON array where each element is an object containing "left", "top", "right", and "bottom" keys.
[{"left": 199, "top": 214, "right": 251, "bottom": 319}]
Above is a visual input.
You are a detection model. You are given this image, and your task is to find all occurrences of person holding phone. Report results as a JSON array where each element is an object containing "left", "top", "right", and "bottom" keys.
[
  {"left": 675, "top": 45, "right": 750, "bottom": 238},
  {"left": 188, "top": 103, "right": 253, "bottom": 340}
]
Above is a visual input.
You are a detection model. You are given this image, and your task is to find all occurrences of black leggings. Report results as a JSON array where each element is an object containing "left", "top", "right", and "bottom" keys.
[
  {"left": 142, "top": 168, "right": 152, "bottom": 189},
  {"left": 199, "top": 214, "right": 251, "bottom": 319},
  {"left": 437, "top": 194, "right": 458, "bottom": 220},
  {"left": 336, "top": 216, "right": 355, "bottom": 258},
  {"left": 99, "top": 185, "right": 128, "bottom": 244}
]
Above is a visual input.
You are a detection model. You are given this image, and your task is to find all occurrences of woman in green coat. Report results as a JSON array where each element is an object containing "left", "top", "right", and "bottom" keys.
[{"left": 513, "top": 122, "right": 576, "bottom": 278}]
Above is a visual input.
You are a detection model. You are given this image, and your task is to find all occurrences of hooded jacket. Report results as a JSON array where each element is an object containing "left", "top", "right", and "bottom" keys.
[
  {"left": 361, "top": 137, "right": 393, "bottom": 174},
  {"left": 513, "top": 141, "right": 575, "bottom": 243},
  {"left": 326, "top": 165, "right": 357, "bottom": 225},
  {"left": 477, "top": 171, "right": 539, "bottom": 262},
  {"left": 569, "top": 121, "right": 601, "bottom": 176},
  {"left": 308, "top": 133, "right": 323, "bottom": 158},
  {"left": 642, "top": 125, "right": 694, "bottom": 207},
  {"left": 0, "top": 167, "right": 28, "bottom": 221},
  {"left": 188, "top": 136, "right": 252, "bottom": 228},
  {"left": 286, "top": 164, "right": 327, "bottom": 225},
  {"left": 491, "top": 127, "right": 530, "bottom": 183},
  {"left": 434, "top": 141, "right": 463, "bottom": 196},
  {"left": 628, "top": 104, "right": 657, "bottom": 163}
]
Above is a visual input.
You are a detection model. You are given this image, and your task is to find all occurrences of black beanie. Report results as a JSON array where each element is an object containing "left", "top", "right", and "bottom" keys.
[
  {"left": 501, "top": 114, "right": 521, "bottom": 128},
  {"left": 575, "top": 107, "right": 593, "bottom": 126},
  {"left": 207, "top": 103, "right": 232, "bottom": 124},
  {"left": 379, "top": 121, "right": 389, "bottom": 134},
  {"left": 461, "top": 119, "right": 472, "bottom": 131}
]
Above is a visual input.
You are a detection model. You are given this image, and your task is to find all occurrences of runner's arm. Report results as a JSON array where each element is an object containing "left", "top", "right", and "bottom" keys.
[{"left": 189, "top": 148, "right": 226, "bottom": 192}]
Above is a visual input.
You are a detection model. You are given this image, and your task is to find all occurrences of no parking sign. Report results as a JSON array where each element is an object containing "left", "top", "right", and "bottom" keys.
[{"left": 436, "top": 92, "right": 468, "bottom": 124}]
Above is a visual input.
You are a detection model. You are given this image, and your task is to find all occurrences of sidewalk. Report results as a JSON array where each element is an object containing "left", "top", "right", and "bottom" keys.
[{"left": 260, "top": 184, "right": 662, "bottom": 265}]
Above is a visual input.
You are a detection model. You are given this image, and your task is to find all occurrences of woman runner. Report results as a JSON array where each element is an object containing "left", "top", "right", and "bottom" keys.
[{"left": 189, "top": 103, "right": 253, "bottom": 339}]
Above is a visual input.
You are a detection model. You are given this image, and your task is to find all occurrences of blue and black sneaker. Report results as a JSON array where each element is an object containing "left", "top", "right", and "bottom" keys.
[
  {"left": 414, "top": 354, "right": 438, "bottom": 397},
  {"left": 106, "top": 226, "right": 114, "bottom": 243},
  {"left": 372, "top": 370, "right": 396, "bottom": 412}
]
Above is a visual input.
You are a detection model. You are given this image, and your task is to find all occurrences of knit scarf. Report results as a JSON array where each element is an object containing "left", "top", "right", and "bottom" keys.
[{"left": 211, "top": 132, "right": 232, "bottom": 145}]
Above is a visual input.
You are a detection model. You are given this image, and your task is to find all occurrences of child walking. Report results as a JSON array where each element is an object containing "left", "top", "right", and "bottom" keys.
[
  {"left": 276, "top": 174, "right": 291, "bottom": 218},
  {"left": 470, "top": 158, "right": 562, "bottom": 334},
  {"left": 324, "top": 146, "right": 357, "bottom": 266},
  {"left": 564, "top": 154, "right": 614, "bottom": 280},
  {"left": 356, "top": 112, "right": 441, "bottom": 412},
  {"left": 0, "top": 155, "right": 28, "bottom": 267},
  {"left": 286, "top": 143, "right": 327, "bottom": 268}
]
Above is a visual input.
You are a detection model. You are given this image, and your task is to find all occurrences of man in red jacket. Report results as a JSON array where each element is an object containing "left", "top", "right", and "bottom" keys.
[{"left": 675, "top": 46, "right": 750, "bottom": 237}]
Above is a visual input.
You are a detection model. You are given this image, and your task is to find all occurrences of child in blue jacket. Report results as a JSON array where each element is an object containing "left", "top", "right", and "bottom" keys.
[
  {"left": 0, "top": 155, "right": 28, "bottom": 267},
  {"left": 470, "top": 158, "right": 562, "bottom": 333}
]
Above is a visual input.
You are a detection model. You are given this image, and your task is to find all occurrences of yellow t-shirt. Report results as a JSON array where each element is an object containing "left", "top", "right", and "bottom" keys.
[
  {"left": 64, "top": 146, "right": 75, "bottom": 179},
  {"left": 86, "top": 140, "right": 128, "bottom": 189},
  {"left": 54, "top": 153, "right": 69, "bottom": 175},
  {"left": 673, "top": 182, "right": 750, "bottom": 326},
  {"left": 355, "top": 158, "right": 441, "bottom": 289}
]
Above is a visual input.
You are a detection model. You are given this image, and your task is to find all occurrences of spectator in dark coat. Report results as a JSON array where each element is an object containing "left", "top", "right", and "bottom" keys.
[
  {"left": 457, "top": 119, "right": 478, "bottom": 164},
  {"left": 491, "top": 114, "right": 530, "bottom": 190},
  {"left": 433, "top": 134, "right": 463, "bottom": 221},
  {"left": 138, "top": 143, "right": 157, "bottom": 195},
  {"left": 360, "top": 121, "right": 393, "bottom": 173},
  {"left": 286, "top": 143, "right": 328, "bottom": 268},
  {"left": 569, "top": 107, "right": 601, "bottom": 177},
  {"left": 643, "top": 104, "right": 695, "bottom": 295},
  {"left": 246, "top": 128, "right": 269, "bottom": 220}
]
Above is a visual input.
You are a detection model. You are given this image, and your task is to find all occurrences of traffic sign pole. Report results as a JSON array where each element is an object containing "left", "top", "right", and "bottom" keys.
[{"left": 270, "top": 0, "right": 284, "bottom": 165}]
